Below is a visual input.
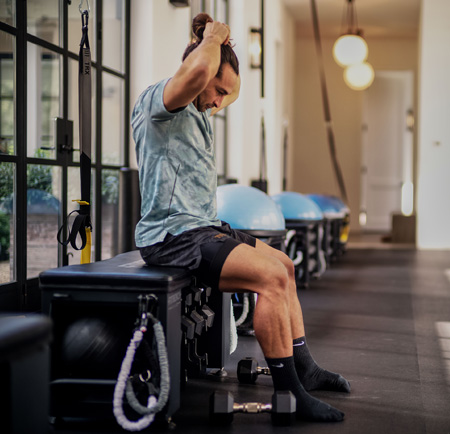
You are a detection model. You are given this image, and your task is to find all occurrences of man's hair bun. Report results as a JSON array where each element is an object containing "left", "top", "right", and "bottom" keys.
[
  {"left": 182, "top": 13, "right": 239, "bottom": 77},
  {"left": 192, "top": 13, "right": 213, "bottom": 42}
]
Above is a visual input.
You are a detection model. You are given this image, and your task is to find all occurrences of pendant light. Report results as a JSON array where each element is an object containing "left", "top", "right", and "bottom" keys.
[
  {"left": 333, "top": 0, "right": 374, "bottom": 91},
  {"left": 343, "top": 62, "right": 374, "bottom": 91},
  {"left": 332, "top": 0, "right": 368, "bottom": 67},
  {"left": 333, "top": 34, "right": 368, "bottom": 67}
]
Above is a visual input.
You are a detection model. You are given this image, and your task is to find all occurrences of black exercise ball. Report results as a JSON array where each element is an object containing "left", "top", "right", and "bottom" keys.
[{"left": 61, "top": 316, "right": 129, "bottom": 378}]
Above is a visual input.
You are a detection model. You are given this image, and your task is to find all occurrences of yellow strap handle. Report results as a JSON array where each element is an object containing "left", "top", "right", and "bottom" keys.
[
  {"left": 81, "top": 227, "right": 91, "bottom": 264},
  {"left": 73, "top": 199, "right": 91, "bottom": 264}
]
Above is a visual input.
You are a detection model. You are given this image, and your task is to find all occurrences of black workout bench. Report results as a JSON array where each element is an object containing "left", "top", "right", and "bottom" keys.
[{"left": 39, "top": 250, "right": 231, "bottom": 424}]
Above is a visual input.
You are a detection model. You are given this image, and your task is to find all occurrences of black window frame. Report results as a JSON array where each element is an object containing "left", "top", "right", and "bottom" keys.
[{"left": 0, "top": 0, "right": 131, "bottom": 312}]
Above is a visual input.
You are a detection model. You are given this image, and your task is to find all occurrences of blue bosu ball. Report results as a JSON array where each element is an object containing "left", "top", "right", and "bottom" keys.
[
  {"left": 217, "top": 184, "right": 285, "bottom": 230},
  {"left": 307, "top": 194, "right": 345, "bottom": 219},
  {"left": 325, "top": 195, "right": 350, "bottom": 214},
  {"left": 271, "top": 191, "right": 323, "bottom": 221}
]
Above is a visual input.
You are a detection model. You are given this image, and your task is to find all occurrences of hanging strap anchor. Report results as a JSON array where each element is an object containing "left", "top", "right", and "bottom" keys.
[
  {"left": 136, "top": 294, "right": 159, "bottom": 332},
  {"left": 57, "top": 3, "right": 92, "bottom": 263},
  {"left": 79, "top": 0, "right": 90, "bottom": 15}
]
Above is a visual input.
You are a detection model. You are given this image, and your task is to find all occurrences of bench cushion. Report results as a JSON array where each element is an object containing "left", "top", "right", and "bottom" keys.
[{"left": 39, "top": 250, "right": 191, "bottom": 292}]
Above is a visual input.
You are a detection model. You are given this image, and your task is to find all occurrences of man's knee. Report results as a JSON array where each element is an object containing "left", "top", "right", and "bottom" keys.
[
  {"left": 260, "top": 257, "right": 290, "bottom": 298},
  {"left": 255, "top": 239, "right": 295, "bottom": 281},
  {"left": 271, "top": 250, "right": 295, "bottom": 283},
  {"left": 282, "top": 253, "right": 296, "bottom": 280}
]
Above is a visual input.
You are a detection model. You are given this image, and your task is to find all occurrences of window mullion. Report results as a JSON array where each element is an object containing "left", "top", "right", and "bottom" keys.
[
  {"left": 16, "top": 0, "right": 28, "bottom": 308},
  {"left": 94, "top": 0, "right": 103, "bottom": 262}
]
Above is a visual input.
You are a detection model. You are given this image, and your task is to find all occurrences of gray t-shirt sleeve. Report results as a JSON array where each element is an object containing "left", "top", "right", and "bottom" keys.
[{"left": 131, "top": 78, "right": 180, "bottom": 129}]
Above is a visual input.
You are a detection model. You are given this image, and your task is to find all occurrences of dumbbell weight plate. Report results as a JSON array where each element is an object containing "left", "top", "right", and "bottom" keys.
[
  {"left": 209, "top": 390, "right": 234, "bottom": 425},
  {"left": 271, "top": 391, "right": 296, "bottom": 426},
  {"left": 237, "top": 357, "right": 259, "bottom": 383}
]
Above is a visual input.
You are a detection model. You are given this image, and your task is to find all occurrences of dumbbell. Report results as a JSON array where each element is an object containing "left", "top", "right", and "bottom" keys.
[
  {"left": 209, "top": 390, "right": 296, "bottom": 426},
  {"left": 237, "top": 357, "right": 271, "bottom": 384}
]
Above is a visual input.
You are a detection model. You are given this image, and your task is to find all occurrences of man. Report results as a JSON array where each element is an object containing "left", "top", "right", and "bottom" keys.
[{"left": 132, "top": 13, "right": 349, "bottom": 422}]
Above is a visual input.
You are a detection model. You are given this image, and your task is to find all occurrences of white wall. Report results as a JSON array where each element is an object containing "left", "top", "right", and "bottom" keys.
[
  {"left": 129, "top": 0, "right": 190, "bottom": 168},
  {"left": 416, "top": 0, "right": 450, "bottom": 249},
  {"left": 227, "top": 0, "right": 263, "bottom": 188},
  {"left": 227, "top": 0, "right": 294, "bottom": 194}
]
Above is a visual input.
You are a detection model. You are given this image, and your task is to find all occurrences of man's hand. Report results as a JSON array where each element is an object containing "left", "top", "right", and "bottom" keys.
[
  {"left": 163, "top": 20, "right": 232, "bottom": 112},
  {"left": 203, "top": 21, "right": 231, "bottom": 46}
]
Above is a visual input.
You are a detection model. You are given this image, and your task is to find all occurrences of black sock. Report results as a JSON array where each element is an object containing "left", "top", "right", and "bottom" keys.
[
  {"left": 265, "top": 355, "right": 344, "bottom": 422},
  {"left": 293, "top": 336, "right": 351, "bottom": 393}
]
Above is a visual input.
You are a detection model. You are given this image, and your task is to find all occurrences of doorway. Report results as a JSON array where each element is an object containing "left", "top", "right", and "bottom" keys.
[{"left": 360, "top": 70, "right": 414, "bottom": 232}]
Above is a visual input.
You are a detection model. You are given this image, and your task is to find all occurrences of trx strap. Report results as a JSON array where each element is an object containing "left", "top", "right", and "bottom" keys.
[
  {"left": 310, "top": 0, "right": 349, "bottom": 204},
  {"left": 57, "top": 1, "right": 92, "bottom": 263}
]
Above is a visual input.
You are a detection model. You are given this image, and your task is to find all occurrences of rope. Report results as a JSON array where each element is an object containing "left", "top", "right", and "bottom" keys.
[
  {"left": 124, "top": 321, "right": 170, "bottom": 416},
  {"left": 317, "top": 225, "right": 327, "bottom": 274},
  {"left": 113, "top": 317, "right": 170, "bottom": 431},
  {"left": 310, "top": 0, "right": 348, "bottom": 204},
  {"left": 235, "top": 293, "right": 250, "bottom": 327},
  {"left": 229, "top": 299, "right": 238, "bottom": 354}
]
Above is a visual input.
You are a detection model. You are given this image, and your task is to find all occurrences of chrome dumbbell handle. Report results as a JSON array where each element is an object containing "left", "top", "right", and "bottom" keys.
[{"left": 233, "top": 402, "right": 272, "bottom": 414}]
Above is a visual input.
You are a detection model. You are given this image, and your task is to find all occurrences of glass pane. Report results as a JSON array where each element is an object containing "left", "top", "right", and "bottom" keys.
[
  {"left": 101, "top": 169, "right": 119, "bottom": 260},
  {"left": 27, "top": 165, "right": 61, "bottom": 279},
  {"left": 0, "top": 31, "right": 15, "bottom": 155},
  {"left": 68, "top": 58, "right": 96, "bottom": 163},
  {"left": 27, "top": 0, "right": 60, "bottom": 46},
  {"left": 67, "top": 167, "right": 95, "bottom": 264},
  {"left": 0, "top": 0, "right": 15, "bottom": 26},
  {"left": 0, "top": 162, "right": 15, "bottom": 283},
  {"left": 102, "top": 72, "right": 123, "bottom": 165},
  {"left": 27, "top": 44, "right": 61, "bottom": 159},
  {"left": 103, "top": 0, "right": 124, "bottom": 73},
  {"left": 68, "top": 0, "right": 96, "bottom": 62}
]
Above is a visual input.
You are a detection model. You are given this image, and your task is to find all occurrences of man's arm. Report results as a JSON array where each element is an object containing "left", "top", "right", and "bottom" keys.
[
  {"left": 210, "top": 74, "right": 240, "bottom": 116},
  {"left": 164, "top": 22, "right": 230, "bottom": 113}
]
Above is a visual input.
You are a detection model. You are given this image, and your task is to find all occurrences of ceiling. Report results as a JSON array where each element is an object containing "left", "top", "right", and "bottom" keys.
[{"left": 283, "top": 0, "right": 421, "bottom": 39}]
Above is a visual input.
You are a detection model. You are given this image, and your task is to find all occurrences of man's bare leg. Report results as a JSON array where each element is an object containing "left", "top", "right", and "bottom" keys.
[
  {"left": 219, "top": 243, "right": 345, "bottom": 422},
  {"left": 253, "top": 239, "right": 351, "bottom": 393}
]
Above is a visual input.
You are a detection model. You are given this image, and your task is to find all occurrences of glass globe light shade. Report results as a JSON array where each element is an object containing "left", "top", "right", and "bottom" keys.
[
  {"left": 343, "top": 62, "right": 375, "bottom": 91},
  {"left": 333, "top": 34, "right": 368, "bottom": 67}
]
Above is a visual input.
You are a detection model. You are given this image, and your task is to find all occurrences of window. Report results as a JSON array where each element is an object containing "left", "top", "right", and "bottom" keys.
[{"left": 0, "top": 0, "right": 130, "bottom": 311}]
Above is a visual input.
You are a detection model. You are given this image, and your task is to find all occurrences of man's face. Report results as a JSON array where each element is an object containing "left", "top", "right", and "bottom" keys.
[{"left": 194, "top": 63, "right": 237, "bottom": 112}]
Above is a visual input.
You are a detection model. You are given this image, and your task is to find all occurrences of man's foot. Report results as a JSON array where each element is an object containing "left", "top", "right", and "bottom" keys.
[
  {"left": 295, "top": 390, "right": 345, "bottom": 422},
  {"left": 298, "top": 365, "right": 351, "bottom": 393},
  {"left": 293, "top": 336, "right": 351, "bottom": 393},
  {"left": 265, "top": 355, "right": 345, "bottom": 422}
]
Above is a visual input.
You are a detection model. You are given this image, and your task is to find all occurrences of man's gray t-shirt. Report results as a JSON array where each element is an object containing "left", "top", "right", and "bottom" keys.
[{"left": 132, "top": 78, "right": 222, "bottom": 248}]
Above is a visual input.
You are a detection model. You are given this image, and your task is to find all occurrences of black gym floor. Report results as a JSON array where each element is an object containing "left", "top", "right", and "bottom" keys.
[{"left": 49, "top": 245, "right": 450, "bottom": 434}]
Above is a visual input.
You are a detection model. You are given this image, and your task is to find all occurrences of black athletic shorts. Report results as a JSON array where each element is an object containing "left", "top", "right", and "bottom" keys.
[{"left": 139, "top": 221, "right": 257, "bottom": 290}]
